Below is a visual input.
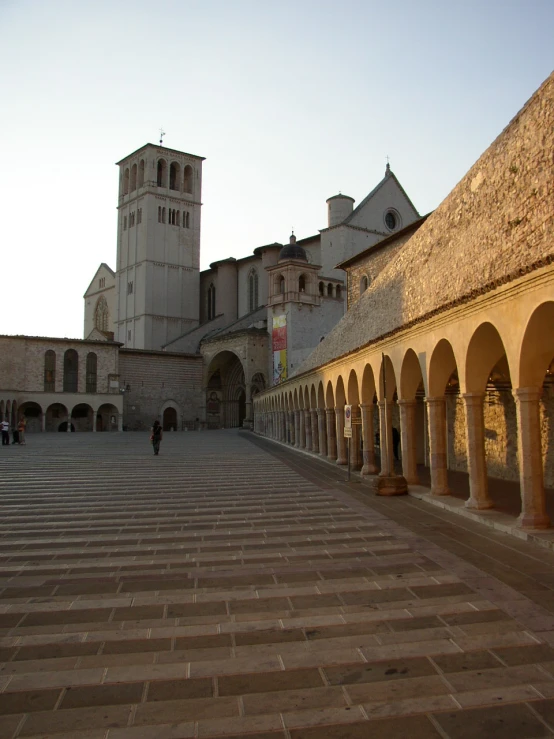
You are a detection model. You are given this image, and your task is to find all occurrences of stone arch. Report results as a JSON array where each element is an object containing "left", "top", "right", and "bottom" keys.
[
  {"left": 293, "top": 388, "right": 299, "bottom": 411},
  {"left": 347, "top": 369, "right": 360, "bottom": 404},
  {"left": 317, "top": 381, "right": 325, "bottom": 408},
  {"left": 360, "top": 275, "right": 369, "bottom": 295},
  {"left": 361, "top": 363, "right": 377, "bottom": 403},
  {"left": 400, "top": 348, "right": 424, "bottom": 400},
  {"left": 160, "top": 400, "right": 180, "bottom": 432},
  {"left": 130, "top": 163, "right": 137, "bottom": 192},
  {"left": 63, "top": 349, "right": 78, "bottom": 393},
  {"left": 378, "top": 355, "right": 397, "bottom": 401},
  {"left": 138, "top": 159, "right": 145, "bottom": 187},
  {"left": 123, "top": 167, "right": 130, "bottom": 195},
  {"left": 157, "top": 158, "right": 167, "bottom": 187},
  {"left": 18, "top": 401, "right": 43, "bottom": 433},
  {"left": 335, "top": 376, "right": 346, "bottom": 406},
  {"left": 169, "top": 161, "right": 180, "bottom": 191},
  {"left": 96, "top": 403, "right": 119, "bottom": 432},
  {"left": 46, "top": 402, "right": 68, "bottom": 432},
  {"left": 310, "top": 384, "right": 317, "bottom": 409},
  {"left": 71, "top": 403, "right": 94, "bottom": 432},
  {"left": 205, "top": 350, "right": 246, "bottom": 428},
  {"left": 183, "top": 165, "right": 193, "bottom": 194},
  {"left": 466, "top": 322, "right": 511, "bottom": 394},
  {"left": 325, "top": 381, "right": 335, "bottom": 409},
  {"left": 518, "top": 302, "right": 554, "bottom": 388},
  {"left": 429, "top": 339, "right": 458, "bottom": 397}
]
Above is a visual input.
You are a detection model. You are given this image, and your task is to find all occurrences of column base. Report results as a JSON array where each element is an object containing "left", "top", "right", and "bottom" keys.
[
  {"left": 372, "top": 475, "right": 408, "bottom": 496},
  {"left": 405, "top": 474, "right": 420, "bottom": 485},
  {"left": 517, "top": 512, "right": 550, "bottom": 530},
  {"left": 336, "top": 458, "right": 348, "bottom": 466},
  {"left": 361, "top": 464, "right": 379, "bottom": 476},
  {"left": 465, "top": 497, "right": 494, "bottom": 511},
  {"left": 431, "top": 487, "right": 450, "bottom": 497}
]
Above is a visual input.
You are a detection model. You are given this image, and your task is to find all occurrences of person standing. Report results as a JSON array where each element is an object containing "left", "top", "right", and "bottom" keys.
[
  {"left": 18, "top": 416, "right": 26, "bottom": 445},
  {"left": 1, "top": 418, "right": 10, "bottom": 446},
  {"left": 151, "top": 420, "right": 163, "bottom": 455}
]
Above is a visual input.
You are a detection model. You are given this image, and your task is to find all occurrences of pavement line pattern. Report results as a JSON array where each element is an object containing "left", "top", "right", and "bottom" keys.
[{"left": 1, "top": 430, "right": 554, "bottom": 738}]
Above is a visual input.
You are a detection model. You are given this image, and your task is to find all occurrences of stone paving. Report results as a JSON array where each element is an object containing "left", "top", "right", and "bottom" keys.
[{"left": 1, "top": 431, "right": 554, "bottom": 737}]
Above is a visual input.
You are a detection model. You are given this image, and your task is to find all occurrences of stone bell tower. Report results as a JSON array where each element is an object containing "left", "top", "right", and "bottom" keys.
[{"left": 114, "top": 142, "right": 205, "bottom": 350}]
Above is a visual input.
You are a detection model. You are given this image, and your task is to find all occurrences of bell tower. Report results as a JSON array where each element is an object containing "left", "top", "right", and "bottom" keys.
[{"left": 114, "top": 143, "right": 205, "bottom": 350}]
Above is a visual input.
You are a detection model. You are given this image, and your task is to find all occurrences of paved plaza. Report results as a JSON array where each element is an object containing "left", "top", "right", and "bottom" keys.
[{"left": 2, "top": 432, "right": 554, "bottom": 738}]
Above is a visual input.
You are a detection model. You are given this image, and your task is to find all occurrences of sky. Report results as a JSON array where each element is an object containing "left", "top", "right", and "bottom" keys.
[{"left": 0, "top": 0, "right": 552, "bottom": 339}]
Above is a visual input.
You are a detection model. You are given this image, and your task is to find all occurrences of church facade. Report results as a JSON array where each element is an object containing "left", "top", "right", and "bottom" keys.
[{"left": 80, "top": 144, "right": 419, "bottom": 431}]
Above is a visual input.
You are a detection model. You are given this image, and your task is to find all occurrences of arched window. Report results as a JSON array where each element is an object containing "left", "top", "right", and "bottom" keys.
[
  {"left": 336, "top": 285, "right": 342, "bottom": 299},
  {"left": 44, "top": 350, "right": 56, "bottom": 392},
  {"left": 207, "top": 283, "right": 216, "bottom": 320},
  {"left": 327, "top": 283, "right": 333, "bottom": 297},
  {"left": 299, "top": 275, "right": 306, "bottom": 293},
  {"left": 176, "top": 210, "right": 180, "bottom": 227},
  {"left": 360, "top": 275, "right": 369, "bottom": 294},
  {"left": 86, "top": 352, "right": 97, "bottom": 393},
  {"left": 157, "top": 159, "right": 167, "bottom": 187},
  {"left": 169, "top": 161, "right": 180, "bottom": 190},
  {"left": 63, "top": 349, "right": 78, "bottom": 393},
  {"left": 248, "top": 269, "right": 259, "bottom": 312},
  {"left": 279, "top": 276, "right": 285, "bottom": 294},
  {"left": 95, "top": 295, "right": 109, "bottom": 332},
  {"left": 123, "top": 168, "right": 130, "bottom": 195},
  {"left": 138, "top": 159, "right": 145, "bottom": 187},
  {"left": 162, "top": 207, "right": 166, "bottom": 223},
  {"left": 183, "top": 165, "right": 193, "bottom": 194},
  {"left": 319, "top": 281, "right": 324, "bottom": 296},
  {"left": 130, "top": 163, "right": 137, "bottom": 192},
  {"left": 185, "top": 211, "right": 190, "bottom": 228}
]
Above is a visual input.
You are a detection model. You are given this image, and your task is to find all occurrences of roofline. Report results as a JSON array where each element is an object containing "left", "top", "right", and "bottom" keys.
[
  {"left": 120, "top": 347, "right": 202, "bottom": 358},
  {"left": 116, "top": 143, "right": 206, "bottom": 165},
  {"left": 0, "top": 334, "right": 122, "bottom": 347},
  {"left": 83, "top": 262, "right": 116, "bottom": 297},
  {"left": 335, "top": 214, "right": 431, "bottom": 269}
]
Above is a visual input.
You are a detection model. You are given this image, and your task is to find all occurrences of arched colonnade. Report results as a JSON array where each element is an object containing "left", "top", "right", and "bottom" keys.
[
  {"left": 254, "top": 286, "right": 554, "bottom": 531},
  {"left": 0, "top": 398, "right": 122, "bottom": 433}
]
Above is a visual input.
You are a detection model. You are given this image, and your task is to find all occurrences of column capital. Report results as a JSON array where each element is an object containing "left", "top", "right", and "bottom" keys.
[
  {"left": 461, "top": 392, "right": 485, "bottom": 406},
  {"left": 425, "top": 396, "right": 446, "bottom": 407},
  {"left": 359, "top": 402, "right": 375, "bottom": 410},
  {"left": 513, "top": 386, "right": 541, "bottom": 403},
  {"left": 397, "top": 398, "right": 418, "bottom": 408}
]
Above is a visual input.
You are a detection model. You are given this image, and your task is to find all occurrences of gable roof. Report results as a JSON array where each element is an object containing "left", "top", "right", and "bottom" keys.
[
  {"left": 342, "top": 167, "right": 420, "bottom": 227},
  {"left": 83, "top": 263, "right": 115, "bottom": 297}
]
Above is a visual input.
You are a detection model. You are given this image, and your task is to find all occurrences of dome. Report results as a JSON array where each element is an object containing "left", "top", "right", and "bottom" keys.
[{"left": 278, "top": 233, "right": 307, "bottom": 262}]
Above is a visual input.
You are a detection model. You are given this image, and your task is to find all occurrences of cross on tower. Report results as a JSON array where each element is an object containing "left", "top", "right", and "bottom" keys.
[{"left": 159, "top": 129, "right": 166, "bottom": 146}]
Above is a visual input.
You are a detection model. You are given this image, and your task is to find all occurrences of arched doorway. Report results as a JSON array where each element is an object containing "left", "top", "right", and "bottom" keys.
[
  {"left": 46, "top": 403, "right": 69, "bottom": 432},
  {"left": 18, "top": 402, "right": 43, "bottom": 433},
  {"left": 97, "top": 403, "right": 119, "bottom": 432},
  {"left": 205, "top": 351, "right": 246, "bottom": 428},
  {"left": 163, "top": 407, "right": 177, "bottom": 431}
]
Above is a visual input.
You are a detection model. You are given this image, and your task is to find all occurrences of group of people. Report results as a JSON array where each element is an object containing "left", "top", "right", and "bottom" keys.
[{"left": 1, "top": 417, "right": 26, "bottom": 446}]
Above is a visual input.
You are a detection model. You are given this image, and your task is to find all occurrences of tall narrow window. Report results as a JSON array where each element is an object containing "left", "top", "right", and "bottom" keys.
[
  {"left": 336, "top": 285, "right": 342, "bottom": 299},
  {"left": 127, "top": 281, "right": 133, "bottom": 295},
  {"left": 248, "top": 269, "right": 259, "bottom": 312},
  {"left": 162, "top": 207, "right": 166, "bottom": 223},
  {"left": 183, "top": 165, "right": 193, "bottom": 194},
  {"left": 130, "top": 163, "right": 137, "bottom": 191},
  {"left": 95, "top": 295, "right": 109, "bottom": 332},
  {"left": 185, "top": 211, "right": 190, "bottom": 228},
  {"left": 319, "top": 281, "right": 324, "bottom": 296},
  {"left": 169, "top": 161, "right": 180, "bottom": 190},
  {"left": 360, "top": 275, "right": 369, "bottom": 295},
  {"left": 44, "top": 350, "right": 56, "bottom": 392},
  {"left": 279, "top": 276, "right": 285, "bottom": 294},
  {"left": 299, "top": 275, "right": 306, "bottom": 293},
  {"left": 63, "top": 349, "right": 78, "bottom": 393},
  {"left": 327, "top": 283, "right": 333, "bottom": 297},
  {"left": 86, "top": 352, "right": 97, "bottom": 393},
  {"left": 207, "top": 283, "right": 216, "bottom": 320},
  {"left": 176, "top": 210, "right": 180, "bottom": 227},
  {"left": 138, "top": 159, "right": 145, "bottom": 187},
  {"left": 123, "top": 215, "right": 127, "bottom": 231},
  {"left": 123, "top": 168, "right": 130, "bottom": 194},
  {"left": 157, "top": 159, "right": 167, "bottom": 187}
]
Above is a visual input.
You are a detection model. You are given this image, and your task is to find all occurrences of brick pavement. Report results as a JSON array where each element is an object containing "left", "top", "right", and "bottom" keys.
[{"left": 1, "top": 431, "right": 554, "bottom": 737}]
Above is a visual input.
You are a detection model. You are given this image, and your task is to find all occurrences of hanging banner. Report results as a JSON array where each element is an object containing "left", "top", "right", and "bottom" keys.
[{"left": 272, "top": 315, "right": 287, "bottom": 385}]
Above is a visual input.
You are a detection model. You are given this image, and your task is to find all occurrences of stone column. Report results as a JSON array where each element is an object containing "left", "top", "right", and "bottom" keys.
[
  {"left": 117, "top": 413, "right": 123, "bottom": 432},
  {"left": 398, "top": 399, "right": 419, "bottom": 484},
  {"left": 335, "top": 407, "right": 347, "bottom": 465},
  {"left": 67, "top": 411, "right": 72, "bottom": 433},
  {"left": 304, "top": 410, "right": 312, "bottom": 451},
  {"left": 41, "top": 413, "right": 46, "bottom": 432},
  {"left": 514, "top": 387, "right": 550, "bottom": 529},
  {"left": 426, "top": 397, "right": 450, "bottom": 496},
  {"left": 294, "top": 410, "right": 301, "bottom": 448},
  {"left": 311, "top": 410, "right": 319, "bottom": 453},
  {"left": 350, "top": 406, "right": 362, "bottom": 470},
  {"left": 281, "top": 411, "right": 287, "bottom": 442},
  {"left": 378, "top": 400, "right": 394, "bottom": 476},
  {"left": 360, "top": 403, "right": 378, "bottom": 475},
  {"left": 92, "top": 412, "right": 97, "bottom": 433},
  {"left": 299, "top": 410, "right": 306, "bottom": 449},
  {"left": 289, "top": 411, "right": 295, "bottom": 446},
  {"left": 244, "top": 385, "right": 252, "bottom": 430},
  {"left": 463, "top": 393, "right": 493, "bottom": 509},
  {"left": 317, "top": 409, "right": 327, "bottom": 457},
  {"left": 326, "top": 408, "right": 337, "bottom": 460}
]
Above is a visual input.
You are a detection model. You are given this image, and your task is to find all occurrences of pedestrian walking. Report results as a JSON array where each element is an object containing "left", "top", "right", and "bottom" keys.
[
  {"left": 11, "top": 426, "right": 19, "bottom": 445},
  {"left": 1, "top": 419, "right": 10, "bottom": 446},
  {"left": 18, "top": 416, "right": 26, "bottom": 445},
  {"left": 150, "top": 420, "right": 163, "bottom": 455}
]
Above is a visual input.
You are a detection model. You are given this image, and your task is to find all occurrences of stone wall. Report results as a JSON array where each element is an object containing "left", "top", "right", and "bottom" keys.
[
  {"left": 299, "top": 73, "right": 554, "bottom": 375},
  {"left": 118, "top": 349, "right": 203, "bottom": 431}
]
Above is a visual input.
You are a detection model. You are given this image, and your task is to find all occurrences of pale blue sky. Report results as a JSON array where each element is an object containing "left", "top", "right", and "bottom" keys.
[{"left": 0, "top": 0, "right": 552, "bottom": 338}]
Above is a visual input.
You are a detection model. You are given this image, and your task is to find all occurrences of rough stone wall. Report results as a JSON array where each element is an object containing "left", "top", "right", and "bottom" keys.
[
  {"left": 446, "top": 395, "right": 468, "bottom": 473},
  {"left": 0, "top": 337, "right": 119, "bottom": 394},
  {"left": 118, "top": 349, "right": 203, "bottom": 431},
  {"left": 541, "top": 383, "right": 554, "bottom": 488},
  {"left": 299, "top": 73, "right": 554, "bottom": 374},
  {"left": 346, "top": 230, "right": 416, "bottom": 308}
]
